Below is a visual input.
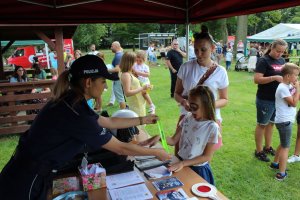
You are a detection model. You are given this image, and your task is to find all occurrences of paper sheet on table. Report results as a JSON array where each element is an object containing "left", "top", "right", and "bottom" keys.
[
  {"left": 108, "top": 183, "right": 153, "bottom": 200},
  {"left": 106, "top": 171, "right": 145, "bottom": 189}
]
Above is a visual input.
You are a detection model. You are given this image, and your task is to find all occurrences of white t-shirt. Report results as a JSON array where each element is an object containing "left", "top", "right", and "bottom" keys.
[
  {"left": 178, "top": 113, "right": 219, "bottom": 162},
  {"left": 275, "top": 83, "right": 297, "bottom": 123},
  {"left": 147, "top": 46, "right": 155, "bottom": 57},
  {"left": 188, "top": 45, "right": 196, "bottom": 60},
  {"left": 133, "top": 63, "right": 150, "bottom": 84},
  {"left": 87, "top": 51, "right": 99, "bottom": 55},
  {"left": 225, "top": 52, "right": 233, "bottom": 62},
  {"left": 177, "top": 59, "right": 229, "bottom": 120}
]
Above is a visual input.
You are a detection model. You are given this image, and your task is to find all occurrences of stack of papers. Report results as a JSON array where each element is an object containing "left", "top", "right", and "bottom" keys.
[
  {"left": 144, "top": 165, "right": 172, "bottom": 179},
  {"left": 135, "top": 156, "right": 171, "bottom": 171},
  {"left": 106, "top": 171, "right": 153, "bottom": 200}
]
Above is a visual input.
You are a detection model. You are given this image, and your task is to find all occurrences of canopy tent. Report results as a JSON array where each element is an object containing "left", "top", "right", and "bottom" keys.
[
  {"left": 1, "top": 40, "right": 45, "bottom": 46},
  {"left": 247, "top": 23, "right": 300, "bottom": 42},
  {"left": 0, "top": 0, "right": 299, "bottom": 25}
]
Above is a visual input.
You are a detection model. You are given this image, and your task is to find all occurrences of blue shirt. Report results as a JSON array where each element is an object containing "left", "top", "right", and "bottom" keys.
[{"left": 111, "top": 51, "right": 123, "bottom": 80}]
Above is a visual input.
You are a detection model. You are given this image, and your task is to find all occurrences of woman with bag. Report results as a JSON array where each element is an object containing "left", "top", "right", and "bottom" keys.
[{"left": 173, "top": 25, "right": 229, "bottom": 153}]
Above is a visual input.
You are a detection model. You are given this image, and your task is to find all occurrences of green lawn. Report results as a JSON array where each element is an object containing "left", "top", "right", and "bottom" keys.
[{"left": 1, "top": 50, "right": 300, "bottom": 199}]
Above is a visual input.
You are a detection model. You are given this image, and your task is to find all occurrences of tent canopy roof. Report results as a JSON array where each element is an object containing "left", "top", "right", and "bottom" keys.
[
  {"left": 0, "top": 0, "right": 299, "bottom": 25},
  {"left": 248, "top": 23, "right": 300, "bottom": 42}
]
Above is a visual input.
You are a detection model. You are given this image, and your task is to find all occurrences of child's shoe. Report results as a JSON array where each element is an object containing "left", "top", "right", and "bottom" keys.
[
  {"left": 275, "top": 172, "right": 287, "bottom": 181},
  {"left": 148, "top": 104, "right": 156, "bottom": 114},
  {"left": 269, "top": 162, "right": 279, "bottom": 170},
  {"left": 263, "top": 146, "right": 276, "bottom": 156},
  {"left": 287, "top": 155, "right": 300, "bottom": 163}
]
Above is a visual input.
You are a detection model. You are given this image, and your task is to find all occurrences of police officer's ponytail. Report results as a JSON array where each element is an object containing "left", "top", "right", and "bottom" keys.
[{"left": 52, "top": 70, "right": 71, "bottom": 102}]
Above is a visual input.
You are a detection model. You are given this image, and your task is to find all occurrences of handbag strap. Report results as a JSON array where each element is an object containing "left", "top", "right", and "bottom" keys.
[{"left": 197, "top": 63, "right": 217, "bottom": 86}]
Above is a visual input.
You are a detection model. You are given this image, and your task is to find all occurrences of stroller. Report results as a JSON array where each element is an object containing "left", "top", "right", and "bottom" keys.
[{"left": 235, "top": 52, "right": 248, "bottom": 71}]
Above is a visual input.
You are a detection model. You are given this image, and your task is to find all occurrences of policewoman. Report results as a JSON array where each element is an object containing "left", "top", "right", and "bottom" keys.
[{"left": 0, "top": 55, "right": 170, "bottom": 200}]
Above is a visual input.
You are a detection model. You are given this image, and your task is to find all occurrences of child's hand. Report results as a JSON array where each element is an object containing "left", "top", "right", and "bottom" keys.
[
  {"left": 138, "top": 135, "right": 161, "bottom": 147},
  {"left": 168, "top": 161, "right": 184, "bottom": 172}
]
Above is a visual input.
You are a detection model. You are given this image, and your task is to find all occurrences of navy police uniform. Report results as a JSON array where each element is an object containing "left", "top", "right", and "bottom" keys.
[{"left": 0, "top": 91, "right": 112, "bottom": 200}]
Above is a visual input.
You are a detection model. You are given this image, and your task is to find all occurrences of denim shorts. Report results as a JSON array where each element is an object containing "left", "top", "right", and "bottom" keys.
[
  {"left": 256, "top": 98, "right": 275, "bottom": 125},
  {"left": 113, "top": 80, "right": 125, "bottom": 103},
  {"left": 275, "top": 121, "right": 292, "bottom": 148}
]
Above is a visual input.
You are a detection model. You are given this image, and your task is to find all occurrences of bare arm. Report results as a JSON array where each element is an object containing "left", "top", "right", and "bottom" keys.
[
  {"left": 102, "top": 137, "right": 171, "bottom": 161},
  {"left": 254, "top": 72, "right": 282, "bottom": 84},
  {"left": 108, "top": 65, "right": 120, "bottom": 73},
  {"left": 174, "top": 78, "right": 189, "bottom": 110},
  {"left": 216, "top": 87, "right": 228, "bottom": 109},
  {"left": 98, "top": 114, "right": 158, "bottom": 130},
  {"left": 166, "top": 60, "right": 177, "bottom": 73},
  {"left": 166, "top": 125, "right": 182, "bottom": 146},
  {"left": 176, "top": 49, "right": 187, "bottom": 58},
  {"left": 169, "top": 143, "right": 215, "bottom": 172},
  {"left": 133, "top": 69, "right": 150, "bottom": 77},
  {"left": 284, "top": 81, "right": 300, "bottom": 107}
]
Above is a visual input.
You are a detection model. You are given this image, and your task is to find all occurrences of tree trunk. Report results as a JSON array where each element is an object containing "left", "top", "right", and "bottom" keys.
[
  {"left": 234, "top": 15, "right": 248, "bottom": 58},
  {"left": 220, "top": 18, "right": 228, "bottom": 44}
]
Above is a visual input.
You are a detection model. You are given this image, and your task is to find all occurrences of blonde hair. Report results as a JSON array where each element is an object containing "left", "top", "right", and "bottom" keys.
[
  {"left": 136, "top": 50, "right": 146, "bottom": 62},
  {"left": 281, "top": 63, "right": 300, "bottom": 76},
  {"left": 120, "top": 51, "right": 136, "bottom": 73},
  {"left": 97, "top": 52, "right": 105, "bottom": 61}
]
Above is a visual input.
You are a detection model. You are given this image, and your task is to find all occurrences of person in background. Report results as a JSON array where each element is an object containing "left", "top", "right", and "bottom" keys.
[
  {"left": 142, "top": 85, "right": 219, "bottom": 185},
  {"left": 254, "top": 38, "right": 287, "bottom": 162},
  {"left": 270, "top": 63, "right": 299, "bottom": 181},
  {"left": 94, "top": 51, "right": 107, "bottom": 112},
  {"left": 0, "top": 55, "right": 170, "bottom": 200},
  {"left": 10, "top": 66, "right": 28, "bottom": 83},
  {"left": 49, "top": 50, "right": 58, "bottom": 80},
  {"left": 166, "top": 39, "right": 186, "bottom": 98},
  {"left": 215, "top": 42, "right": 223, "bottom": 64},
  {"left": 133, "top": 50, "right": 156, "bottom": 114},
  {"left": 120, "top": 51, "right": 152, "bottom": 141},
  {"left": 225, "top": 49, "right": 233, "bottom": 71},
  {"left": 32, "top": 60, "right": 47, "bottom": 80},
  {"left": 288, "top": 112, "right": 300, "bottom": 163},
  {"left": 147, "top": 42, "right": 158, "bottom": 66},
  {"left": 248, "top": 43, "right": 258, "bottom": 72},
  {"left": 87, "top": 44, "right": 99, "bottom": 55},
  {"left": 188, "top": 39, "right": 196, "bottom": 60},
  {"left": 107, "top": 41, "right": 126, "bottom": 109},
  {"left": 74, "top": 49, "right": 82, "bottom": 60}
]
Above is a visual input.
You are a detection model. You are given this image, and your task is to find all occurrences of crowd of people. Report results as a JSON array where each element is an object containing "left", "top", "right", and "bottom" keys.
[{"left": 2, "top": 24, "right": 300, "bottom": 199}]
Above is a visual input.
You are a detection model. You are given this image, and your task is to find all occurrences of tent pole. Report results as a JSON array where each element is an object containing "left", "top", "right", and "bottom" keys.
[{"left": 185, "top": 0, "right": 190, "bottom": 61}]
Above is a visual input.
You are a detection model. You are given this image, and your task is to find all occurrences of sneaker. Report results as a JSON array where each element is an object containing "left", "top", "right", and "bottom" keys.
[
  {"left": 148, "top": 104, "right": 156, "bottom": 114},
  {"left": 106, "top": 102, "right": 114, "bottom": 107},
  {"left": 269, "top": 162, "right": 279, "bottom": 170},
  {"left": 288, "top": 155, "right": 300, "bottom": 163},
  {"left": 255, "top": 151, "right": 270, "bottom": 162},
  {"left": 275, "top": 172, "right": 287, "bottom": 181},
  {"left": 264, "top": 146, "right": 276, "bottom": 156}
]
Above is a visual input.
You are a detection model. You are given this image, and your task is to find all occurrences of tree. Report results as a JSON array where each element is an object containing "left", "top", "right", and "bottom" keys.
[{"left": 234, "top": 15, "right": 248, "bottom": 56}]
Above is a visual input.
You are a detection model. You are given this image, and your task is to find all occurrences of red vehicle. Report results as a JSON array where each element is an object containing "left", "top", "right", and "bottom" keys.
[{"left": 7, "top": 39, "right": 74, "bottom": 69}]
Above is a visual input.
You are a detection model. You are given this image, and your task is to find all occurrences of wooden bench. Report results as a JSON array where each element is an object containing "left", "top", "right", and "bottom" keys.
[{"left": 0, "top": 80, "right": 55, "bottom": 135}]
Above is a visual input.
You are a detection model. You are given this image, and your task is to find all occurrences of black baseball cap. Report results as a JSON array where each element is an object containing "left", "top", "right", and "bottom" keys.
[{"left": 69, "top": 55, "right": 118, "bottom": 80}]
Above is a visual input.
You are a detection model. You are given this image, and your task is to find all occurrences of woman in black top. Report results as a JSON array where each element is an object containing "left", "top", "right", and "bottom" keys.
[
  {"left": 0, "top": 55, "right": 170, "bottom": 200},
  {"left": 254, "top": 39, "right": 287, "bottom": 162}
]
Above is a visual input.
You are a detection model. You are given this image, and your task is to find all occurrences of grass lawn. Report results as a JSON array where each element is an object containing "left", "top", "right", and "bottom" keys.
[{"left": 1, "top": 50, "right": 300, "bottom": 199}]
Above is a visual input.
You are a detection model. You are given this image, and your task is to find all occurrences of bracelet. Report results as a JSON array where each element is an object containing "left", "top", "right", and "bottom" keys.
[{"left": 139, "top": 116, "right": 143, "bottom": 125}]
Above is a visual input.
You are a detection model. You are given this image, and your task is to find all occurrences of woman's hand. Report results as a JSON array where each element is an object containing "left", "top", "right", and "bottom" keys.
[
  {"left": 138, "top": 135, "right": 160, "bottom": 147},
  {"left": 168, "top": 161, "right": 184, "bottom": 172},
  {"left": 154, "top": 148, "right": 172, "bottom": 161},
  {"left": 142, "top": 114, "right": 158, "bottom": 124},
  {"left": 180, "top": 99, "right": 190, "bottom": 111}
]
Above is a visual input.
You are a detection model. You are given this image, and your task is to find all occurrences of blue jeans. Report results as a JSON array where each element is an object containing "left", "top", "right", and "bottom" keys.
[
  {"left": 276, "top": 121, "right": 292, "bottom": 148},
  {"left": 256, "top": 98, "right": 275, "bottom": 125}
]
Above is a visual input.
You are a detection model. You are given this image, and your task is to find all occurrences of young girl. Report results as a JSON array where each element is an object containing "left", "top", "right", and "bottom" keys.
[
  {"left": 133, "top": 50, "right": 156, "bottom": 114},
  {"left": 143, "top": 85, "right": 219, "bottom": 185},
  {"left": 120, "top": 51, "right": 152, "bottom": 141}
]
